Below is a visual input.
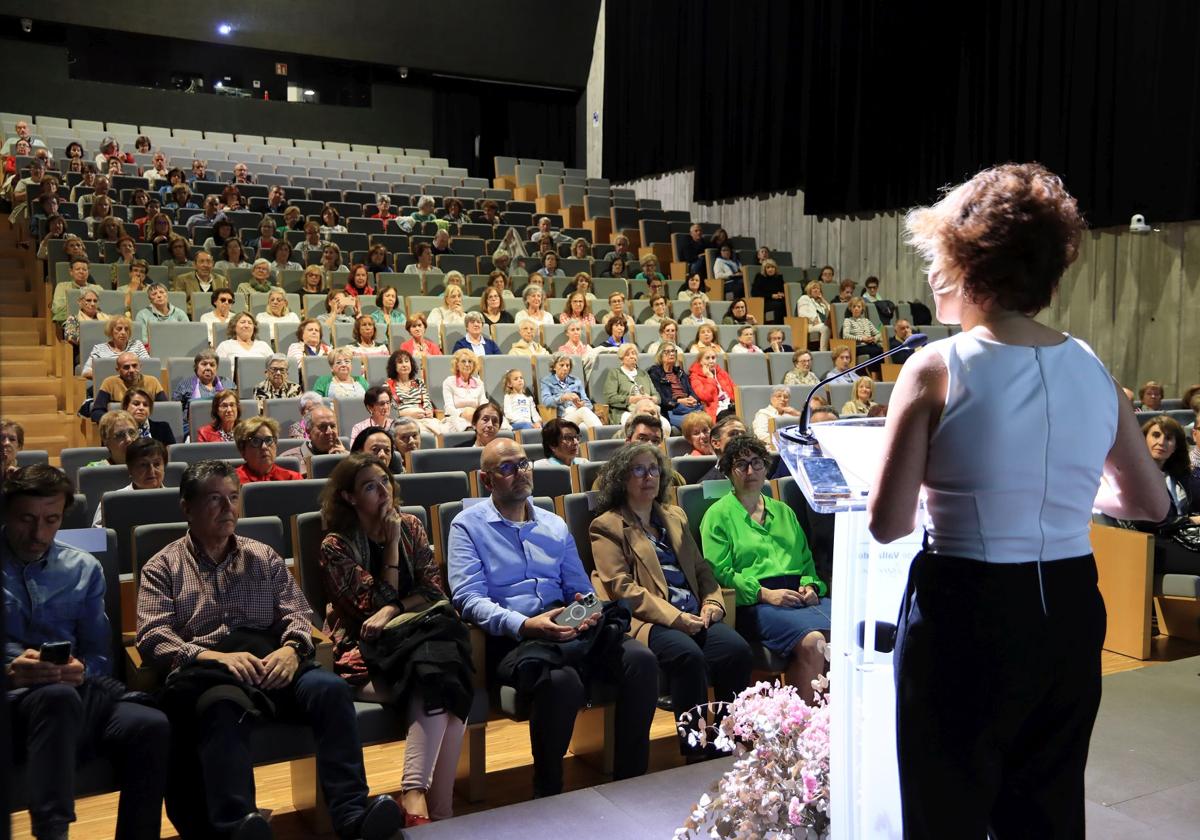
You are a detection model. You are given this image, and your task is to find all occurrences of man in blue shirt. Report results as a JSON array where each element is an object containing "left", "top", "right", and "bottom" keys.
[
  {"left": 448, "top": 439, "right": 658, "bottom": 797},
  {"left": 4, "top": 464, "right": 169, "bottom": 840}
]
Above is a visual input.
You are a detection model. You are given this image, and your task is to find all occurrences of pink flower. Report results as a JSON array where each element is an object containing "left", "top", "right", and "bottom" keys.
[{"left": 788, "top": 796, "right": 805, "bottom": 826}]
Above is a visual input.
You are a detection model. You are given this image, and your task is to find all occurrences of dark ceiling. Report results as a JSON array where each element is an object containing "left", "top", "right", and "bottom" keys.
[{"left": 18, "top": 1, "right": 601, "bottom": 89}]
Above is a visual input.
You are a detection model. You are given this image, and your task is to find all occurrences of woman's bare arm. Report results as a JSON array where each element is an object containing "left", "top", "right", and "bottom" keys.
[
  {"left": 1094, "top": 380, "right": 1171, "bottom": 522},
  {"left": 867, "top": 349, "right": 947, "bottom": 543}
]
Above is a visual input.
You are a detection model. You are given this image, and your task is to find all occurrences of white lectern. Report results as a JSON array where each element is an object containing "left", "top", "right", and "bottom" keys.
[{"left": 777, "top": 418, "right": 923, "bottom": 840}]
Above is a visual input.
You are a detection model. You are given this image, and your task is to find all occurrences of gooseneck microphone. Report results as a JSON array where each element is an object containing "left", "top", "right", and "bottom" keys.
[{"left": 783, "top": 333, "right": 930, "bottom": 445}]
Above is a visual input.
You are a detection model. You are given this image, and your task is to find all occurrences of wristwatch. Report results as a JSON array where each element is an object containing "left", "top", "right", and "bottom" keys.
[{"left": 284, "top": 640, "right": 309, "bottom": 658}]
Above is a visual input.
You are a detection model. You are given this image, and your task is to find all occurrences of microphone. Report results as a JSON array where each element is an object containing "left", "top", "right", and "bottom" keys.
[{"left": 783, "top": 333, "right": 930, "bottom": 445}]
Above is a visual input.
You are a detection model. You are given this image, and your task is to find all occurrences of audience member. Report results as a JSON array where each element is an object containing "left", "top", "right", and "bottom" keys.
[
  {"left": 648, "top": 342, "right": 704, "bottom": 429},
  {"left": 1139, "top": 380, "right": 1164, "bottom": 411},
  {"left": 348, "top": 314, "right": 389, "bottom": 357},
  {"left": 234, "top": 417, "right": 301, "bottom": 483},
  {"left": 122, "top": 387, "right": 176, "bottom": 445},
  {"left": 501, "top": 369, "right": 541, "bottom": 430},
  {"left": 135, "top": 460, "right": 403, "bottom": 839},
  {"left": 560, "top": 291, "right": 595, "bottom": 326},
  {"left": 689, "top": 348, "right": 737, "bottom": 421},
  {"left": 88, "top": 411, "right": 141, "bottom": 466},
  {"left": 253, "top": 354, "right": 301, "bottom": 401},
  {"left": 215, "top": 312, "right": 273, "bottom": 361},
  {"left": 509, "top": 319, "right": 550, "bottom": 356},
  {"left": 91, "top": 352, "right": 166, "bottom": 422},
  {"left": 604, "top": 235, "right": 632, "bottom": 266},
  {"left": 729, "top": 325, "right": 762, "bottom": 354},
  {"left": 677, "top": 224, "right": 708, "bottom": 279},
  {"left": 890, "top": 319, "right": 916, "bottom": 363},
  {"left": 642, "top": 295, "right": 671, "bottom": 326},
  {"left": 699, "top": 416, "right": 749, "bottom": 482},
  {"left": 62, "top": 288, "right": 111, "bottom": 350},
  {"left": 722, "top": 298, "right": 758, "bottom": 327},
  {"left": 453, "top": 312, "right": 501, "bottom": 356},
  {"left": 590, "top": 444, "right": 752, "bottom": 759},
  {"left": 836, "top": 278, "right": 855, "bottom": 302},
  {"left": 601, "top": 314, "right": 633, "bottom": 348},
  {"left": 427, "top": 286, "right": 466, "bottom": 332},
  {"left": 195, "top": 391, "right": 241, "bottom": 443},
  {"left": 825, "top": 346, "right": 859, "bottom": 384},
  {"left": 841, "top": 377, "right": 877, "bottom": 416},
  {"left": 681, "top": 295, "right": 713, "bottom": 327},
  {"left": 795, "top": 280, "right": 832, "bottom": 350},
  {"left": 783, "top": 349, "right": 820, "bottom": 386},
  {"left": 286, "top": 318, "right": 332, "bottom": 360},
  {"left": 751, "top": 259, "right": 788, "bottom": 324},
  {"left": 753, "top": 386, "right": 802, "bottom": 450},
  {"left": 840, "top": 297, "right": 883, "bottom": 375},
  {"left": 91, "top": 438, "right": 169, "bottom": 527},
  {"left": 318, "top": 454, "right": 469, "bottom": 825},
  {"left": 349, "top": 426, "right": 396, "bottom": 470},
  {"left": 540, "top": 354, "right": 603, "bottom": 430},
  {"left": 0, "top": 418, "right": 23, "bottom": 479},
  {"left": 516, "top": 285, "right": 555, "bottom": 327},
  {"left": 286, "top": 392, "right": 325, "bottom": 440},
  {"left": 389, "top": 418, "right": 422, "bottom": 470},
  {"left": 448, "top": 439, "right": 658, "bottom": 797},
  {"left": 314, "top": 347, "right": 369, "bottom": 400},
  {"left": 604, "top": 292, "right": 637, "bottom": 333},
  {"left": 51, "top": 258, "right": 103, "bottom": 326},
  {"left": 384, "top": 349, "right": 441, "bottom": 436},
  {"left": 5, "top": 464, "right": 170, "bottom": 840},
  {"left": 200, "top": 288, "right": 235, "bottom": 332},
  {"left": 680, "top": 412, "right": 714, "bottom": 456},
  {"left": 677, "top": 273, "right": 709, "bottom": 303},
  {"left": 399, "top": 313, "right": 442, "bottom": 360},
  {"left": 350, "top": 386, "right": 395, "bottom": 440},
  {"left": 258, "top": 289, "right": 300, "bottom": 330},
  {"left": 239, "top": 259, "right": 281, "bottom": 297},
  {"left": 441, "top": 349, "right": 488, "bottom": 433},
  {"left": 405, "top": 242, "right": 436, "bottom": 276},
  {"left": 372, "top": 286, "right": 408, "bottom": 332},
  {"left": 700, "top": 435, "right": 830, "bottom": 701},
  {"left": 556, "top": 319, "right": 591, "bottom": 356},
  {"left": 539, "top": 418, "right": 584, "bottom": 466},
  {"left": 280, "top": 404, "right": 347, "bottom": 474},
  {"left": 646, "top": 319, "right": 679, "bottom": 354},
  {"left": 82, "top": 316, "right": 149, "bottom": 381},
  {"left": 135, "top": 282, "right": 189, "bottom": 325},
  {"left": 604, "top": 344, "right": 663, "bottom": 431},
  {"left": 460, "top": 402, "right": 508, "bottom": 447}
]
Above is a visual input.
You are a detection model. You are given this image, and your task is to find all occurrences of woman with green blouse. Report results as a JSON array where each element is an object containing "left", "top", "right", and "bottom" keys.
[{"left": 700, "top": 434, "right": 830, "bottom": 701}]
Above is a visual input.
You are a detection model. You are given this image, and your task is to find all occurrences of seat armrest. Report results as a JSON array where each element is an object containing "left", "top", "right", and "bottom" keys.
[
  {"left": 468, "top": 624, "right": 488, "bottom": 690},
  {"left": 721, "top": 587, "right": 737, "bottom": 618},
  {"left": 311, "top": 626, "right": 334, "bottom": 671},
  {"left": 123, "top": 642, "right": 160, "bottom": 692}
]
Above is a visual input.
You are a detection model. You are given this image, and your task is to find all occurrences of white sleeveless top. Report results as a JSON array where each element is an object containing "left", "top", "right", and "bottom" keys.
[{"left": 923, "top": 331, "right": 1117, "bottom": 563}]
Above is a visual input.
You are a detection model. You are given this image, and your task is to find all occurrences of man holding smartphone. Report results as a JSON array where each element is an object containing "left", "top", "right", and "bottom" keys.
[
  {"left": 3, "top": 464, "right": 169, "bottom": 840},
  {"left": 448, "top": 438, "right": 658, "bottom": 798}
]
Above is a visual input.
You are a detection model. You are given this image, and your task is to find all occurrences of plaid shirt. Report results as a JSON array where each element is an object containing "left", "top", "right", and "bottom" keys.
[{"left": 136, "top": 533, "right": 315, "bottom": 670}]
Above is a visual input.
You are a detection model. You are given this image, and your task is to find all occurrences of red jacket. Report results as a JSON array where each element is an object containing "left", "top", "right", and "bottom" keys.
[
  {"left": 688, "top": 362, "right": 736, "bottom": 421},
  {"left": 237, "top": 463, "right": 303, "bottom": 483}
]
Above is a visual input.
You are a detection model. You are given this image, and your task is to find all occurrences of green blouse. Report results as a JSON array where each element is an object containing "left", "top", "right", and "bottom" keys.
[{"left": 700, "top": 491, "right": 825, "bottom": 606}]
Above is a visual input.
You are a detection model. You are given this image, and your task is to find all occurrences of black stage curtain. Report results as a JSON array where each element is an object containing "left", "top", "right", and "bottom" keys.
[
  {"left": 603, "top": 0, "right": 1200, "bottom": 227},
  {"left": 433, "top": 83, "right": 579, "bottom": 179}
]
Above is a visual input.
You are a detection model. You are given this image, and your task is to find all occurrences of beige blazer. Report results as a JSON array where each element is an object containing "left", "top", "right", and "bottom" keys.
[{"left": 589, "top": 503, "right": 724, "bottom": 642}]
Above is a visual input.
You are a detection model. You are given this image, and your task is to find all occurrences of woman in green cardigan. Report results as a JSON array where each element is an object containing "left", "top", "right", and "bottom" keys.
[
  {"left": 312, "top": 347, "right": 369, "bottom": 400},
  {"left": 700, "top": 434, "right": 830, "bottom": 701},
  {"left": 603, "top": 343, "right": 659, "bottom": 425}
]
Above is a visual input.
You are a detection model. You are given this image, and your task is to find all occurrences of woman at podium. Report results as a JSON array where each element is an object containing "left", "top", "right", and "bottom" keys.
[{"left": 867, "top": 163, "right": 1169, "bottom": 838}]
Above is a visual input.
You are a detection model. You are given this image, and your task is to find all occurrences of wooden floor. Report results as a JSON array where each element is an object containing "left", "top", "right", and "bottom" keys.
[{"left": 11, "top": 635, "right": 1200, "bottom": 839}]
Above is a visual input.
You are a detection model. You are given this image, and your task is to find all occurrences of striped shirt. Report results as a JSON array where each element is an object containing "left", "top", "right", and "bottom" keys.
[{"left": 135, "top": 533, "right": 315, "bottom": 670}]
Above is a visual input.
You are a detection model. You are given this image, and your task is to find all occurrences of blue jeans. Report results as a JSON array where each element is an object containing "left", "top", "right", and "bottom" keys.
[{"left": 510, "top": 421, "right": 535, "bottom": 430}]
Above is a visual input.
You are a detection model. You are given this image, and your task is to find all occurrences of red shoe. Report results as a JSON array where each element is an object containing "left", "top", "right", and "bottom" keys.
[{"left": 404, "top": 812, "right": 432, "bottom": 828}]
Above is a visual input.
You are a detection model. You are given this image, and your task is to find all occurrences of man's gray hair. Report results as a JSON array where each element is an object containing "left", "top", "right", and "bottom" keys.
[{"left": 298, "top": 391, "right": 326, "bottom": 413}]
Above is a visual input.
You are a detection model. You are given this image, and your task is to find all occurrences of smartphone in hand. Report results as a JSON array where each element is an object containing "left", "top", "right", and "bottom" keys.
[{"left": 39, "top": 641, "right": 73, "bottom": 665}]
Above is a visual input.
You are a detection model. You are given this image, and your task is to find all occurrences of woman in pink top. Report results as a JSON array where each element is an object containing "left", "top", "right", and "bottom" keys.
[
  {"left": 399, "top": 313, "right": 442, "bottom": 360},
  {"left": 556, "top": 319, "right": 590, "bottom": 356}
]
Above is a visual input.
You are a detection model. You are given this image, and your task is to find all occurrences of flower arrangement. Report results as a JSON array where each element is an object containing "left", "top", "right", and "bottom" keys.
[{"left": 676, "top": 675, "right": 831, "bottom": 840}]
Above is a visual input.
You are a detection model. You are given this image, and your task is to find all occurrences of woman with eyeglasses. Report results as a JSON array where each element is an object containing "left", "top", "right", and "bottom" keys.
[
  {"left": 351, "top": 386, "right": 395, "bottom": 440},
  {"left": 318, "top": 453, "right": 470, "bottom": 826},
  {"left": 313, "top": 347, "right": 369, "bottom": 400},
  {"left": 234, "top": 416, "right": 301, "bottom": 483},
  {"left": 648, "top": 342, "right": 703, "bottom": 430},
  {"left": 257, "top": 289, "right": 300, "bottom": 330},
  {"left": 91, "top": 438, "right": 169, "bottom": 527},
  {"left": 195, "top": 391, "right": 241, "bottom": 443},
  {"left": 253, "top": 353, "right": 302, "bottom": 401},
  {"left": 591, "top": 444, "right": 752, "bottom": 760},
  {"left": 88, "top": 410, "right": 141, "bottom": 466},
  {"left": 700, "top": 434, "right": 829, "bottom": 702},
  {"left": 441, "top": 349, "right": 487, "bottom": 434}
]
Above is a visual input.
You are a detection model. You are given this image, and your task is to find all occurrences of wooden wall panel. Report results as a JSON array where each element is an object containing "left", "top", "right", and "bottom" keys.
[{"left": 619, "top": 171, "right": 1198, "bottom": 395}]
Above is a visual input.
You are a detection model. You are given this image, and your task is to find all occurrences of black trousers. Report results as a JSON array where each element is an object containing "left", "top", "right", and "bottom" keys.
[
  {"left": 10, "top": 683, "right": 170, "bottom": 840},
  {"left": 487, "top": 635, "right": 658, "bottom": 797},
  {"left": 894, "top": 552, "right": 1106, "bottom": 840},
  {"left": 164, "top": 668, "right": 370, "bottom": 840},
  {"left": 646, "top": 621, "right": 753, "bottom": 754}
]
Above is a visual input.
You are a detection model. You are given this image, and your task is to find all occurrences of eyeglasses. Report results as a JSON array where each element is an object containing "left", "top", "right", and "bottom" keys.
[
  {"left": 268, "top": 366, "right": 288, "bottom": 375},
  {"left": 110, "top": 428, "right": 139, "bottom": 442},
  {"left": 490, "top": 458, "right": 532, "bottom": 477},
  {"left": 732, "top": 458, "right": 766, "bottom": 473},
  {"left": 630, "top": 464, "right": 661, "bottom": 479},
  {"left": 559, "top": 435, "right": 580, "bottom": 445},
  {"left": 246, "top": 436, "right": 276, "bottom": 448}
]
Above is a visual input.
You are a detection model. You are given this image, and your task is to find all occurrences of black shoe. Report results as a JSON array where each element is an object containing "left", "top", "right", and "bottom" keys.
[
  {"left": 231, "top": 811, "right": 273, "bottom": 840},
  {"left": 358, "top": 794, "right": 404, "bottom": 840}
]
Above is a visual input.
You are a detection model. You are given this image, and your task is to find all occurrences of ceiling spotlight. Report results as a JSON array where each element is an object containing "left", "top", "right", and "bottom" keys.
[
  {"left": 217, "top": 23, "right": 232, "bottom": 35},
  {"left": 303, "top": 89, "right": 315, "bottom": 96}
]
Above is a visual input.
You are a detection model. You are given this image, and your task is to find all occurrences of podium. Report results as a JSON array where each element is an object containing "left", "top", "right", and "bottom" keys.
[{"left": 777, "top": 419, "right": 923, "bottom": 840}]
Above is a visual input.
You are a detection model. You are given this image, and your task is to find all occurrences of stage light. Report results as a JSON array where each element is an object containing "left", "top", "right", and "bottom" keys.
[
  {"left": 214, "top": 81, "right": 223, "bottom": 89},
  {"left": 303, "top": 89, "right": 315, "bottom": 96},
  {"left": 217, "top": 23, "right": 232, "bottom": 35}
]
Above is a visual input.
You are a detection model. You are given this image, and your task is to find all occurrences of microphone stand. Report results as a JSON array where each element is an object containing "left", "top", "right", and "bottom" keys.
[{"left": 783, "top": 333, "right": 930, "bottom": 446}]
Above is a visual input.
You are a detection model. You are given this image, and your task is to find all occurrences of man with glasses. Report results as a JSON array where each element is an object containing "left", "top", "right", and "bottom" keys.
[
  {"left": 136, "top": 460, "right": 402, "bottom": 839},
  {"left": 91, "top": 351, "right": 166, "bottom": 423},
  {"left": 253, "top": 354, "right": 301, "bottom": 401},
  {"left": 279, "top": 405, "right": 346, "bottom": 476},
  {"left": 448, "top": 439, "right": 658, "bottom": 797},
  {"left": 234, "top": 417, "right": 301, "bottom": 483}
]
